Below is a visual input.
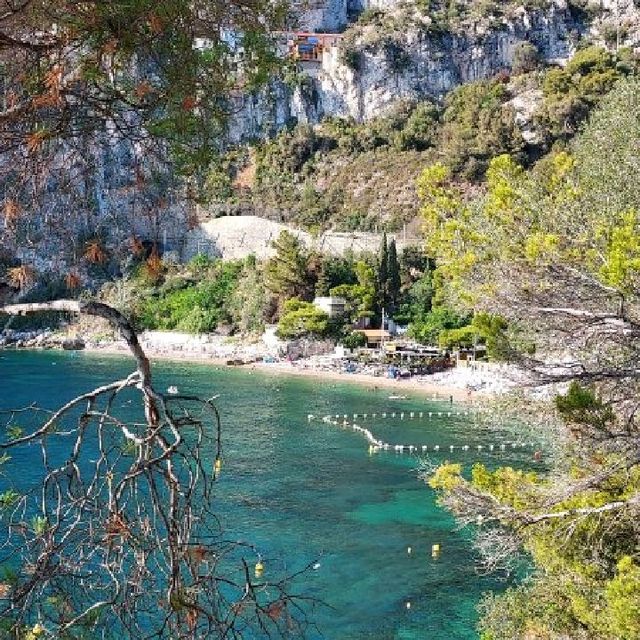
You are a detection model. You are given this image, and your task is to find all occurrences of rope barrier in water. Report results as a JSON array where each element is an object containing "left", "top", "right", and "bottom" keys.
[
  {"left": 312, "top": 409, "right": 475, "bottom": 422},
  {"left": 308, "top": 414, "right": 540, "bottom": 456}
]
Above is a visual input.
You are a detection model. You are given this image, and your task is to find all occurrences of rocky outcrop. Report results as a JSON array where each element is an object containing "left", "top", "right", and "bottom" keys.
[
  {"left": 229, "top": 1, "right": 583, "bottom": 140},
  {"left": 8, "top": 0, "right": 640, "bottom": 276},
  {"left": 294, "top": 0, "right": 348, "bottom": 31},
  {"left": 230, "top": 0, "right": 640, "bottom": 140},
  {"left": 319, "top": 5, "right": 578, "bottom": 120},
  {"left": 2, "top": 127, "right": 189, "bottom": 279}
]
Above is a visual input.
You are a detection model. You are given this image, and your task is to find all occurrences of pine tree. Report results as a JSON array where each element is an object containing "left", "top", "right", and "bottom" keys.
[
  {"left": 264, "top": 231, "right": 310, "bottom": 306},
  {"left": 388, "top": 238, "right": 401, "bottom": 312}
]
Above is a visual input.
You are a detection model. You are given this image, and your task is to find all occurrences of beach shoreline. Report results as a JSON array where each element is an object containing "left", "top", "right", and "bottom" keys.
[
  {"left": 75, "top": 342, "right": 481, "bottom": 401},
  {"left": 3, "top": 328, "right": 522, "bottom": 401}
]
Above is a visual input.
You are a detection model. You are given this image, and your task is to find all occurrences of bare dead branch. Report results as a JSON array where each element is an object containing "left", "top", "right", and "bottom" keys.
[{"left": 0, "top": 300, "right": 317, "bottom": 638}]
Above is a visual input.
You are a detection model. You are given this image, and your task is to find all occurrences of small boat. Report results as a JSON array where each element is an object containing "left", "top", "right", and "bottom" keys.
[
  {"left": 167, "top": 385, "right": 179, "bottom": 395},
  {"left": 388, "top": 394, "right": 407, "bottom": 400}
]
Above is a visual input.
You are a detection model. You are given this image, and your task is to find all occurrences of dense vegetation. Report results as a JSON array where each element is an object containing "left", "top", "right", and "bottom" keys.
[
  {"left": 207, "top": 45, "right": 637, "bottom": 233},
  {"left": 426, "top": 77, "right": 640, "bottom": 639},
  {"left": 98, "top": 229, "right": 494, "bottom": 351}
]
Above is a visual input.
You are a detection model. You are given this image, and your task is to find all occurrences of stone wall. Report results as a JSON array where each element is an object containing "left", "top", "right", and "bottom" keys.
[{"left": 180, "top": 215, "right": 417, "bottom": 261}]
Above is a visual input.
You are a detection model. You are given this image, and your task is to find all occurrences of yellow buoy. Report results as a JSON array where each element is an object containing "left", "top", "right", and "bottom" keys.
[
  {"left": 255, "top": 561, "right": 264, "bottom": 578},
  {"left": 431, "top": 543, "right": 441, "bottom": 557}
]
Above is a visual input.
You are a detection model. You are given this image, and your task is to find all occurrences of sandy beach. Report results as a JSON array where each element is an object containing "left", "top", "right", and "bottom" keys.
[{"left": 79, "top": 341, "right": 511, "bottom": 402}]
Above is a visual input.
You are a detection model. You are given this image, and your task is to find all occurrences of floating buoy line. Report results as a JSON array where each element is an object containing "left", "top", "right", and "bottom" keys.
[
  {"left": 315, "top": 409, "right": 475, "bottom": 421},
  {"left": 307, "top": 414, "right": 540, "bottom": 456}
]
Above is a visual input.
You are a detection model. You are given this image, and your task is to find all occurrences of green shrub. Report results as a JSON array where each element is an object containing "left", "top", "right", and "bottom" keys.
[
  {"left": 512, "top": 41, "right": 539, "bottom": 74},
  {"left": 276, "top": 298, "right": 330, "bottom": 339},
  {"left": 537, "top": 46, "right": 636, "bottom": 142},
  {"left": 407, "top": 306, "right": 470, "bottom": 345},
  {"left": 136, "top": 261, "right": 243, "bottom": 334},
  {"left": 438, "top": 79, "right": 525, "bottom": 180}
]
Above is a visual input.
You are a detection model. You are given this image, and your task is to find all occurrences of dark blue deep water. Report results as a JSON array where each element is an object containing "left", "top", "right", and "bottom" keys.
[{"left": 0, "top": 350, "right": 531, "bottom": 639}]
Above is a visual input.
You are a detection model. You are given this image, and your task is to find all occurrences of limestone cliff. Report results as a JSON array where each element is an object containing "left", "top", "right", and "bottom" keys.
[
  {"left": 3, "top": 0, "right": 640, "bottom": 285},
  {"left": 229, "top": 0, "right": 639, "bottom": 141}
]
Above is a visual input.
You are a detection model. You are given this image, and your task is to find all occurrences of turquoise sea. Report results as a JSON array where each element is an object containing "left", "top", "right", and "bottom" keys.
[{"left": 0, "top": 350, "right": 532, "bottom": 639}]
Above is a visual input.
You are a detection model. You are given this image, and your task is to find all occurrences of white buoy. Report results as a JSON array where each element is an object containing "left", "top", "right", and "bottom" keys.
[
  {"left": 477, "top": 445, "right": 483, "bottom": 451},
  {"left": 463, "top": 445, "right": 469, "bottom": 451},
  {"left": 407, "top": 546, "right": 412, "bottom": 555},
  {"left": 450, "top": 445, "right": 454, "bottom": 451},
  {"left": 434, "top": 445, "right": 440, "bottom": 451},
  {"left": 392, "top": 412, "right": 396, "bottom": 418},
  {"left": 410, "top": 412, "right": 415, "bottom": 418},
  {"left": 382, "top": 413, "right": 387, "bottom": 418},
  {"left": 400, "top": 413, "right": 405, "bottom": 420},
  {"left": 501, "top": 444, "right": 506, "bottom": 450},
  {"left": 353, "top": 413, "right": 358, "bottom": 419},
  {"left": 422, "top": 445, "right": 428, "bottom": 452},
  {"left": 447, "top": 412, "right": 451, "bottom": 417},
  {"left": 419, "top": 412, "right": 423, "bottom": 418},
  {"left": 406, "top": 602, "right": 411, "bottom": 610},
  {"left": 428, "top": 412, "right": 433, "bottom": 418},
  {"left": 489, "top": 444, "right": 494, "bottom": 451}
]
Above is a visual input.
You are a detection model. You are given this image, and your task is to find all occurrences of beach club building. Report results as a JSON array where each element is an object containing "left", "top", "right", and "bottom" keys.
[{"left": 356, "top": 329, "right": 392, "bottom": 349}]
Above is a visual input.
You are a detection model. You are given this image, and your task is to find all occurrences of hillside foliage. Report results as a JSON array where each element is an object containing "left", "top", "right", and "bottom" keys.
[
  {"left": 206, "top": 46, "right": 636, "bottom": 233},
  {"left": 425, "top": 77, "right": 640, "bottom": 639}
]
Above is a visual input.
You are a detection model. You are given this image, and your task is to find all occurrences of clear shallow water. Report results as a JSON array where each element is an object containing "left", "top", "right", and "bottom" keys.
[{"left": 0, "top": 350, "right": 532, "bottom": 639}]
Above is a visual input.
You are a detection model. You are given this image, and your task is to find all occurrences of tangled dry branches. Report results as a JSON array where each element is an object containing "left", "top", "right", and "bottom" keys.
[{"left": 0, "top": 301, "right": 316, "bottom": 639}]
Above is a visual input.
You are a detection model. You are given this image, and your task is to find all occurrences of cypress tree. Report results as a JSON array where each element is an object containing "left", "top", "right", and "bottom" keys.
[
  {"left": 388, "top": 238, "right": 401, "bottom": 312},
  {"left": 315, "top": 259, "right": 331, "bottom": 297},
  {"left": 378, "top": 232, "right": 389, "bottom": 312}
]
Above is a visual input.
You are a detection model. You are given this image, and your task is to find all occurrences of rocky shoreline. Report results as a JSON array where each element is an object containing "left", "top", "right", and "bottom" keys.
[{"left": 0, "top": 329, "right": 86, "bottom": 351}]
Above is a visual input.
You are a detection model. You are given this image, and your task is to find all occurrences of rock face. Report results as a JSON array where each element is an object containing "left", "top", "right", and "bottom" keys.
[
  {"left": 229, "top": 1, "right": 583, "bottom": 141},
  {"left": 294, "top": 0, "right": 348, "bottom": 31},
  {"left": 2, "top": 124, "right": 189, "bottom": 278},
  {"left": 7, "top": 0, "right": 640, "bottom": 275}
]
